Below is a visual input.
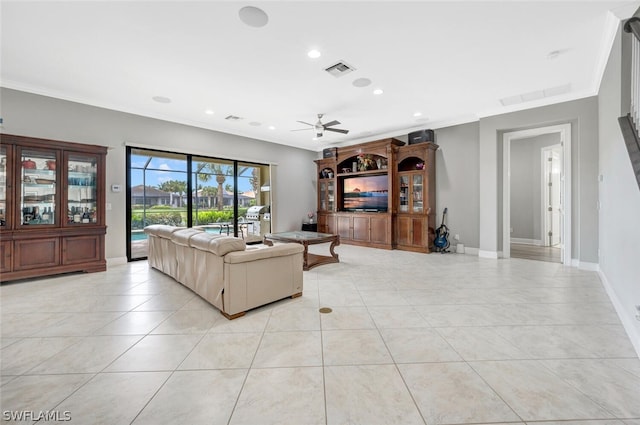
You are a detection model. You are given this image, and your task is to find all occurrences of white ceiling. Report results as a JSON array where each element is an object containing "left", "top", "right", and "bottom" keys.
[{"left": 2, "top": 1, "right": 639, "bottom": 152}]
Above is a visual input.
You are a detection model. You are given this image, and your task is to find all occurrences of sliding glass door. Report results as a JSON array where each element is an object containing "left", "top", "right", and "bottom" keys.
[
  {"left": 191, "top": 157, "right": 236, "bottom": 235},
  {"left": 126, "top": 147, "right": 270, "bottom": 260}
]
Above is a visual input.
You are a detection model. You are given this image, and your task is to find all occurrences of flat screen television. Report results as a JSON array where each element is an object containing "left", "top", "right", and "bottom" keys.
[{"left": 342, "top": 175, "right": 388, "bottom": 212}]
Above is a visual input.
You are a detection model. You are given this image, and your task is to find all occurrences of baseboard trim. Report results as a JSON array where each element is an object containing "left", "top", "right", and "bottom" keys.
[
  {"left": 107, "top": 256, "right": 128, "bottom": 267},
  {"left": 570, "top": 259, "right": 600, "bottom": 271},
  {"left": 478, "top": 250, "right": 499, "bottom": 259},
  {"left": 598, "top": 269, "right": 640, "bottom": 358},
  {"left": 510, "top": 238, "right": 542, "bottom": 246},
  {"left": 463, "top": 247, "right": 479, "bottom": 256}
]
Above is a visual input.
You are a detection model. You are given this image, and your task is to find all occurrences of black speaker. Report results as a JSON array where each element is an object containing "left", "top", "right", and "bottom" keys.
[
  {"left": 322, "top": 147, "right": 337, "bottom": 158},
  {"left": 408, "top": 129, "right": 434, "bottom": 145}
]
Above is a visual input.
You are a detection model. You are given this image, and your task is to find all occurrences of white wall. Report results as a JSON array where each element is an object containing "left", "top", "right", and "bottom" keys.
[
  {"left": 479, "top": 97, "right": 600, "bottom": 263},
  {"left": 597, "top": 25, "right": 640, "bottom": 355},
  {"left": 1, "top": 88, "right": 318, "bottom": 263}
]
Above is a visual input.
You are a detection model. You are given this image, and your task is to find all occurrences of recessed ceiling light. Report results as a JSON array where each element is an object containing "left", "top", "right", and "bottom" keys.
[
  {"left": 268, "top": 125, "right": 276, "bottom": 130},
  {"left": 239, "top": 6, "right": 269, "bottom": 28},
  {"left": 353, "top": 78, "right": 372, "bottom": 88},
  {"left": 373, "top": 89, "right": 383, "bottom": 95},
  {"left": 307, "top": 49, "right": 321, "bottom": 59},
  {"left": 413, "top": 112, "right": 422, "bottom": 117},
  {"left": 205, "top": 109, "right": 214, "bottom": 115},
  {"left": 152, "top": 96, "right": 172, "bottom": 104}
]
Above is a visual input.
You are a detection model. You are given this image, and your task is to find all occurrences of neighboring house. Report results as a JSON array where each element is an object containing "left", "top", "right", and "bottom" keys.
[
  {"left": 192, "top": 189, "right": 254, "bottom": 208},
  {"left": 238, "top": 191, "right": 254, "bottom": 207},
  {"left": 130, "top": 185, "right": 171, "bottom": 207}
]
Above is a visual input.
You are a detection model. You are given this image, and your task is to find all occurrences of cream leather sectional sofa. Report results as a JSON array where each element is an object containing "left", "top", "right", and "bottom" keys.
[{"left": 144, "top": 225, "right": 304, "bottom": 319}]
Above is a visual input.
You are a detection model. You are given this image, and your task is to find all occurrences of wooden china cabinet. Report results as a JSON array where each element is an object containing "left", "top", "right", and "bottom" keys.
[{"left": 0, "top": 134, "right": 107, "bottom": 282}]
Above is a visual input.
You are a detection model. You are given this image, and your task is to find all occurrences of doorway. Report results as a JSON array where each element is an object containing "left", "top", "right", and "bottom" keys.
[{"left": 503, "top": 124, "right": 571, "bottom": 265}]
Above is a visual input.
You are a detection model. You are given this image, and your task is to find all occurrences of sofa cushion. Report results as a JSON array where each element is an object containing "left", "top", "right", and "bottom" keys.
[
  {"left": 144, "top": 224, "right": 185, "bottom": 239},
  {"left": 171, "top": 228, "right": 204, "bottom": 246},
  {"left": 224, "top": 243, "right": 303, "bottom": 263},
  {"left": 209, "top": 237, "right": 246, "bottom": 256},
  {"left": 189, "top": 232, "right": 227, "bottom": 251}
]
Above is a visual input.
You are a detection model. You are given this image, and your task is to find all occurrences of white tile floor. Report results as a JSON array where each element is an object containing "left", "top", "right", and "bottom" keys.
[{"left": 1, "top": 244, "right": 639, "bottom": 425}]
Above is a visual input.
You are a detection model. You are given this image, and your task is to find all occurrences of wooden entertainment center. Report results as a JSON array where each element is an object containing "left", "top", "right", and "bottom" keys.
[{"left": 314, "top": 138, "right": 438, "bottom": 253}]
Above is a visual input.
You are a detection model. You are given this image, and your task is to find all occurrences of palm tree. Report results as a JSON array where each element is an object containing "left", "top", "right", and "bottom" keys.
[
  {"left": 250, "top": 167, "right": 259, "bottom": 195},
  {"left": 196, "top": 163, "right": 233, "bottom": 211},
  {"left": 157, "top": 180, "right": 187, "bottom": 207},
  {"left": 199, "top": 186, "right": 217, "bottom": 208}
]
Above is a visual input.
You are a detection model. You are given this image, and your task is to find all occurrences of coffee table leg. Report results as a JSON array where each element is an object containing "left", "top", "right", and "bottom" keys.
[
  {"left": 302, "top": 241, "right": 309, "bottom": 270},
  {"left": 329, "top": 237, "right": 340, "bottom": 261}
]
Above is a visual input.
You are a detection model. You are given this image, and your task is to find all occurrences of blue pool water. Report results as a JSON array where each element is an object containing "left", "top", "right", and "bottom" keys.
[{"left": 130, "top": 227, "right": 229, "bottom": 241}]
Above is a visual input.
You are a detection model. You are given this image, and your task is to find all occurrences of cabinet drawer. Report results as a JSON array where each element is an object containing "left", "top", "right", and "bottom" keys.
[{"left": 14, "top": 237, "right": 60, "bottom": 270}]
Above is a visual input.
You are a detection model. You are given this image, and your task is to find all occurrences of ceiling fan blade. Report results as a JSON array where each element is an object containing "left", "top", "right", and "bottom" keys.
[
  {"left": 323, "top": 120, "right": 341, "bottom": 127},
  {"left": 325, "top": 128, "right": 349, "bottom": 134},
  {"left": 296, "top": 121, "right": 314, "bottom": 126},
  {"left": 291, "top": 128, "right": 313, "bottom": 132}
]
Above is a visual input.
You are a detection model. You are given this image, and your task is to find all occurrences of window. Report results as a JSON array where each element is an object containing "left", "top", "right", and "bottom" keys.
[{"left": 126, "top": 147, "right": 270, "bottom": 260}]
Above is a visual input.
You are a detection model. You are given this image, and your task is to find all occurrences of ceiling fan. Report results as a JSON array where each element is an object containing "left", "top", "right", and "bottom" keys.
[{"left": 292, "top": 113, "right": 349, "bottom": 138}]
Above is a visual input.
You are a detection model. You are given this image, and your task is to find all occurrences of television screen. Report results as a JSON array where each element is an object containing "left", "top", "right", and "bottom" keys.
[{"left": 342, "top": 175, "right": 388, "bottom": 212}]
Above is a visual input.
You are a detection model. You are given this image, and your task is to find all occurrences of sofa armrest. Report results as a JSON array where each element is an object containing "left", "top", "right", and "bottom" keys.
[{"left": 224, "top": 243, "right": 303, "bottom": 264}]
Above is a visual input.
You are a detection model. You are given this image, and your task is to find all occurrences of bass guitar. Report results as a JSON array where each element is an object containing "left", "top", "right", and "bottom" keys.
[{"left": 433, "top": 207, "right": 450, "bottom": 253}]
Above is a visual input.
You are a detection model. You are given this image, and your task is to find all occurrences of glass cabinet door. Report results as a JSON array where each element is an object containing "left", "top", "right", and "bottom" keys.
[
  {"left": 67, "top": 153, "right": 98, "bottom": 225},
  {"left": 327, "top": 180, "right": 335, "bottom": 211},
  {"left": 399, "top": 175, "right": 409, "bottom": 212},
  {"left": 319, "top": 180, "right": 335, "bottom": 212},
  {"left": 20, "top": 148, "right": 57, "bottom": 226},
  {"left": 0, "top": 146, "right": 8, "bottom": 228},
  {"left": 320, "top": 181, "right": 327, "bottom": 211},
  {"left": 412, "top": 174, "right": 423, "bottom": 213}
]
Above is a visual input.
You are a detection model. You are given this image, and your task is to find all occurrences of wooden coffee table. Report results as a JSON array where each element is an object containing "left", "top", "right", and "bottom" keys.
[{"left": 263, "top": 231, "right": 340, "bottom": 270}]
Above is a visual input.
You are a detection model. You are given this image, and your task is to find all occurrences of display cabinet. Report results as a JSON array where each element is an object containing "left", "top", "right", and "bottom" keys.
[
  {"left": 393, "top": 142, "right": 438, "bottom": 253},
  {"left": 315, "top": 158, "right": 336, "bottom": 213},
  {"left": 0, "top": 144, "right": 10, "bottom": 229},
  {"left": 315, "top": 158, "right": 337, "bottom": 234},
  {"left": 398, "top": 172, "right": 425, "bottom": 213},
  {"left": 0, "top": 134, "right": 107, "bottom": 282}
]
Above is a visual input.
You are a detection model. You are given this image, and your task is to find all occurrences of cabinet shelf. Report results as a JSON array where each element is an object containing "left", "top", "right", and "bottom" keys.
[{"left": 337, "top": 169, "right": 387, "bottom": 177}]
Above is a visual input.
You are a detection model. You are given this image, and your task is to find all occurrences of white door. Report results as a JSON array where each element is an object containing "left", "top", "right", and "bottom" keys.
[{"left": 543, "top": 145, "right": 562, "bottom": 247}]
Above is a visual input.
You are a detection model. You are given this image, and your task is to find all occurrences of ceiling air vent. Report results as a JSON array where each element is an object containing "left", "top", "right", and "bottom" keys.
[
  {"left": 225, "top": 115, "right": 243, "bottom": 121},
  {"left": 325, "top": 61, "right": 356, "bottom": 78},
  {"left": 499, "top": 84, "right": 571, "bottom": 107}
]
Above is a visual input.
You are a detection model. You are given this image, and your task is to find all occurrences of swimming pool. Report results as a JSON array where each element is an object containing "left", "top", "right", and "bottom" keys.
[{"left": 130, "top": 226, "right": 231, "bottom": 241}]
